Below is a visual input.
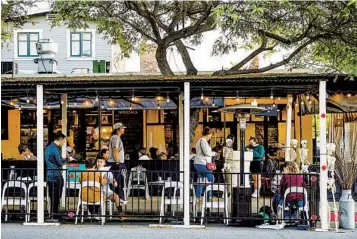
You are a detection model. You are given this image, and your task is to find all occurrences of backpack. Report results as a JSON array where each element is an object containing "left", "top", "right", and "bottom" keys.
[{"left": 263, "top": 158, "right": 277, "bottom": 175}]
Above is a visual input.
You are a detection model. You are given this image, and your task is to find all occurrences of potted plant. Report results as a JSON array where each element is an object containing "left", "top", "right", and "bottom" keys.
[{"left": 334, "top": 123, "right": 357, "bottom": 229}]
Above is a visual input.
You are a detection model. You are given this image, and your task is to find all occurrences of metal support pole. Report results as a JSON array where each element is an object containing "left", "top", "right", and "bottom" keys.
[
  {"left": 239, "top": 127, "right": 245, "bottom": 186},
  {"left": 36, "top": 85, "right": 44, "bottom": 223},
  {"left": 98, "top": 97, "right": 102, "bottom": 150},
  {"left": 179, "top": 93, "right": 184, "bottom": 184},
  {"left": 319, "top": 80, "right": 329, "bottom": 231},
  {"left": 61, "top": 93, "right": 67, "bottom": 208},
  {"left": 183, "top": 82, "right": 190, "bottom": 226},
  {"left": 285, "top": 95, "right": 293, "bottom": 161}
]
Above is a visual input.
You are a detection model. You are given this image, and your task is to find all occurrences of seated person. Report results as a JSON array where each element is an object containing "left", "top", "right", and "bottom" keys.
[
  {"left": 18, "top": 144, "right": 36, "bottom": 160},
  {"left": 138, "top": 148, "right": 150, "bottom": 160},
  {"left": 273, "top": 161, "right": 305, "bottom": 217},
  {"left": 149, "top": 147, "right": 162, "bottom": 160},
  {"left": 96, "top": 156, "right": 127, "bottom": 217},
  {"left": 100, "top": 148, "right": 110, "bottom": 163},
  {"left": 80, "top": 158, "right": 106, "bottom": 217}
]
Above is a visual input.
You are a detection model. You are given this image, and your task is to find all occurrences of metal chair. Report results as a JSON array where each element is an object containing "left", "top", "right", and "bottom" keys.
[
  {"left": 279, "top": 186, "right": 309, "bottom": 226},
  {"left": 26, "top": 182, "right": 50, "bottom": 222},
  {"left": 127, "top": 167, "right": 150, "bottom": 199},
  {"left": 200, "top": 184, "right": 229, "bottom": 225},
  {"left": 1, "top": 181, "right": 28, "bottom": 222},
  {"left": 75, "top": 181, "right": 106, "bottom": 225}
]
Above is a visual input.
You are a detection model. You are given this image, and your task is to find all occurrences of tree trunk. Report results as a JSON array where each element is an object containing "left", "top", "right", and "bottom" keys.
[
  {"left": 174, "top": 40, "right": 198, "bottom": 76},
  {"left": 156, "top": 44, "right": 174, "bottom": 76}
]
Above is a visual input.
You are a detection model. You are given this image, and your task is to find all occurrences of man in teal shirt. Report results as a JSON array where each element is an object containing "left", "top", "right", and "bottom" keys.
[
  {"left": 45, "top": 132, "right": 68, "bottom": 220},
  {"left": 246, "top": 137, "right": 265, "bottom": 198}
]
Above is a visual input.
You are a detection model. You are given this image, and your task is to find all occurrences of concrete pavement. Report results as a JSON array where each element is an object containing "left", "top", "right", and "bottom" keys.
[{"left": 1, "top": 223, "right": 357, "bottom": 239}]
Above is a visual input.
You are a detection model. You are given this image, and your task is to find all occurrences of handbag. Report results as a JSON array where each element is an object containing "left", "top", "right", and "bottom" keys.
[{"left": 200, "top": 139, "right": 216, "bottom": 171}]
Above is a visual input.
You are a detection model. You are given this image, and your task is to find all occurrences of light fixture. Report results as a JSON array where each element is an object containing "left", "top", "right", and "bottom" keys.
[
  {"left": 60, "top": 98, "right": 64, "bottom": 104},
  {"left": 306, "top": 93, "right": 310, "bottom": 100},
  {"left": 212, "top": 97, "right": 215, "bottom": 107},
  {"left": 236, "top": 91, "right": 240, "bottom": 102},
  {"left": 26, "top": 98, "right": 30, "bottom": 104},
  {"left": 129, "top": 104, "right": 133, "bottom": 111},
  {"left": 277, "top": 97, "right": 281, "bottom": 101},
  {"left": 201, "top": 88, "right": 204, "bottom": 101},
  {"left": 157, "top": 103, "right": 161, "bottom": 110},
  {"left": 85, "top": 100, "right": 90, "bottom": 106},
  {"left": 19, "top": 104, "right": 22, "bottom": 111},
  {"left": 347, "top": 92, "right": 352, "bottom": 98},
  {"left": 74, "top": 102, "right": 77, "bottom": 106},
  {"left": 273, "top": 100, "right": 276, "bottom": 108},
  {"left": 166, "top": 92, "right": 170, "bottom": 103},
  {"left": 95, "top": 95, "right": 99, "bottom": 102},
  {"left": 10, "top": 99, "right": 15, "bottom": 106},
  {"left": 251, "top": 98, "right": 258, "bottom": 107},
  {"left": 270, "top": 88, "right": 274, "bottom": 100},
  {"left": 204, "top": 97, "right": 209, "bottom": 102},
  {"left": 109, "top": 99, "right": 114, "bottom": 105},
  {"left": 131, "top": 90, "right": 135, "bottom": 101}
]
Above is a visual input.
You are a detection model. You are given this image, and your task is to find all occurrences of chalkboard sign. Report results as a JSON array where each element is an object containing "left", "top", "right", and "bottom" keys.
[
  {"left": 114, "top": 110, "right": 143, "bottom": 160},
  {"left": 255, "top": 123, "right": 264, "bottom": 144}
]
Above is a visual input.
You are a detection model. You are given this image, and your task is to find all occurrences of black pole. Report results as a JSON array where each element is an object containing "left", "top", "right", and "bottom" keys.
[
  {"left": 98, "top": 96, "right": 102, "bottom": 151},
  {"left": 240, "top": 127, "right": 245, "bottom": 187},
  {"left": 299, "top": 98, "right": 302, "bottom": 142}
]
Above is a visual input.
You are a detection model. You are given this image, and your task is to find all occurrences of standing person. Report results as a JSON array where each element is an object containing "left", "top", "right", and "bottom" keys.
[
  {"left": 246, "top": 136, "right": 265, "bottom": 198},
  {"left": 194, "top": 127, "right": 217, "bottom": 202},
  {"left": 45, "top": 132, "right": 68, "bottom": 220},
  {"left": 108, "top": 122, "right": 128, "bottom": 205}
]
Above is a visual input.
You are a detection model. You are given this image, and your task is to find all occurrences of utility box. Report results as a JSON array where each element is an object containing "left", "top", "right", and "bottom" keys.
[{"left": 93, "top": 60, "right": 106, "bottom": 73}]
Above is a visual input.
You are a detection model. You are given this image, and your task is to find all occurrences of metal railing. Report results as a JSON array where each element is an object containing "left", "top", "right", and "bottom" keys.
[{"left": 1, "top": 167, "right": 322, "bottom": 227}]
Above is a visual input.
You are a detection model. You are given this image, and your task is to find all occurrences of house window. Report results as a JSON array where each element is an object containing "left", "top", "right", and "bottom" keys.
[
  {"left": 17, "top": 32, "right": 39, "bottom": 57},
  {"left": 70, "top": 32, "right": 92, "bottom": 57}
]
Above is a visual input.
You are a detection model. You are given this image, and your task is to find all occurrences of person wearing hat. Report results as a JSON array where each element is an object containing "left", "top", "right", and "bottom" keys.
[{"left": 108, "top": 122, "right": 128, "bottom": 206}]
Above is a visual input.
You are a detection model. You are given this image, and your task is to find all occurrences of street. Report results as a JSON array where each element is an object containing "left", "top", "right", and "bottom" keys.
[{"left": 2, "top": 223, "right": 357, "bottom": 239}]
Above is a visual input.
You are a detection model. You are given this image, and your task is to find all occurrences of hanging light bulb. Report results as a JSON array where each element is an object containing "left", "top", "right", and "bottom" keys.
[
  {"left": 251, "top": 98, "right": 258, "bottom": 107},
  {"left": 277, "top": 97, "right": 281, "bottom": 101},
  {"left": 109, "top": 99, "right": 114, "bottom": 105},
  {"left": 157, "top": 103, "right": 161, "bottom": 110},
  {"left": 10, "top": 98, "right": 15, "bottom": 106},
  {"left": 129, "top": 104, "right": 133, "bottom": 111},
  {"left": 26, "top": 98, "right": 30, "bottom": 104},
  {"left": 60, "top": 98, "right": 64, "bottom": 105},
  {"left": 19, "top": 104, "right": 22, "bottom": 111},
  {"left": 95, "top": 95, "right": 99, "bottom": 102},
  {"left": 236, "top": 91, "right": 240, "bottom": 102},
  {"left": 347, "top": 92, "right": 352, "bottom": 98},
  {"left": 132, "top": 90, "right": 135, "bottom": 101},
  {"left": 166, "top": 92, "right": 170, "bottom": 103},
  {"left": 270, "top": 88, "right": 274, "bottom": 100},
  {"left": 201, "top": 88, "right": 204, "bottom": 101},
  {"left": 74, "top": 102, "right": 77, "bottom": 106},
  {"left": 306, "top": 93, "right": 310, "bottom": 100},
  {"left": 85, "top": 100, "right": 90, "bottom": 106},
  {"left": 273, "top": 100, "right": 276, "bottom": 108},
  {"left": 212, "top": 98, "right": 215, "bottom": 107}
]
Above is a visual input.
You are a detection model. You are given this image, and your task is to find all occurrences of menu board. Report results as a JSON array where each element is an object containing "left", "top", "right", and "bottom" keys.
[
  {"left": 114, "top": 110, "right": 143, "bottom": 160},
  {"left": 255, "top": 123, "right": 264, "bottom": 144}
]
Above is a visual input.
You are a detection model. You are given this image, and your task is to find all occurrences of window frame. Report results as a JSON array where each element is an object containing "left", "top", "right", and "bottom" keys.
[
  {"left": 17, "top": 32, "right": 40, "bottom": 57},
  {"left": 69, "top": 30, "right": 94, "bottom": 58}
]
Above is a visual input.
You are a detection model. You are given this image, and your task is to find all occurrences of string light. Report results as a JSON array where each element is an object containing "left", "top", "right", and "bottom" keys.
[
  {"left": 166, "top": 92, "right": 170, "bottom": 103},
  {"left": 131, "top": 90, "right": 135, "bottom": 101},
  {"left": 236, "top": 91, "right": 240, "bottom": 102},
  {"left": 251, "top": 98, "right": 258, "bottom": 107},
  {"left": 201, "top": 88, "right": 204, "bottom": 101}
]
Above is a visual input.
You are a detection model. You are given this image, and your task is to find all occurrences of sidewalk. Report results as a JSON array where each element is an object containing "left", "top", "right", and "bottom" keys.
[{"left": 2, "top": 223, "right": 357, "bottom": 239}]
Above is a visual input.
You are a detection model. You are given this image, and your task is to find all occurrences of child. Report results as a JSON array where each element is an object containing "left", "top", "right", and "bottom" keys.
[{"left": 96, "top": 156, "right": 128, "bottom": 218}]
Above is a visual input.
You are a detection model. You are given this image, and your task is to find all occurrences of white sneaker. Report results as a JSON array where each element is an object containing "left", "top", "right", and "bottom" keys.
[
  {"left": 251, "top": 190, "right": 258, "bottom": 198},
  {"left": 120, "top": 199, "right": 128, "bottom": 204}
]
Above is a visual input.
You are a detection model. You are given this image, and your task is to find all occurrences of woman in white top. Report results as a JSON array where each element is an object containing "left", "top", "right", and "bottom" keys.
[
  {"left": 194, "top": 127, "right": 217, "bottom": 202},
  {"left": 138, "top": 148, "right": 150, "bottom": 160}
]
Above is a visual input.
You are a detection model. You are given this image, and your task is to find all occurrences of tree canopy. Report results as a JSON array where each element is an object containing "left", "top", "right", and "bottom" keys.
[
  {"left": 3, "top": 0, "right": 356, "bottom": 76},
  {"left": 1, "top": 0, "right": 37, "bottom": 46}
]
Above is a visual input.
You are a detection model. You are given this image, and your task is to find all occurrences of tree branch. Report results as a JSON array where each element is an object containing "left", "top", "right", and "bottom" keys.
[
  {"left": 174, "top": 40, "right": 198, "bottom": 75},
  {"left": 229, "top": 31, "right": 271, "bottom": 71},
  {"left": 213, "top": 34, "right": 328, "bottom": 76}
]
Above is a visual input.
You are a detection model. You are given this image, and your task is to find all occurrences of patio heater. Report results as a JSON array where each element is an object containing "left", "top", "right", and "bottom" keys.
[{"left": 219, "top": 102, "right": 267, "bottom": 221}]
